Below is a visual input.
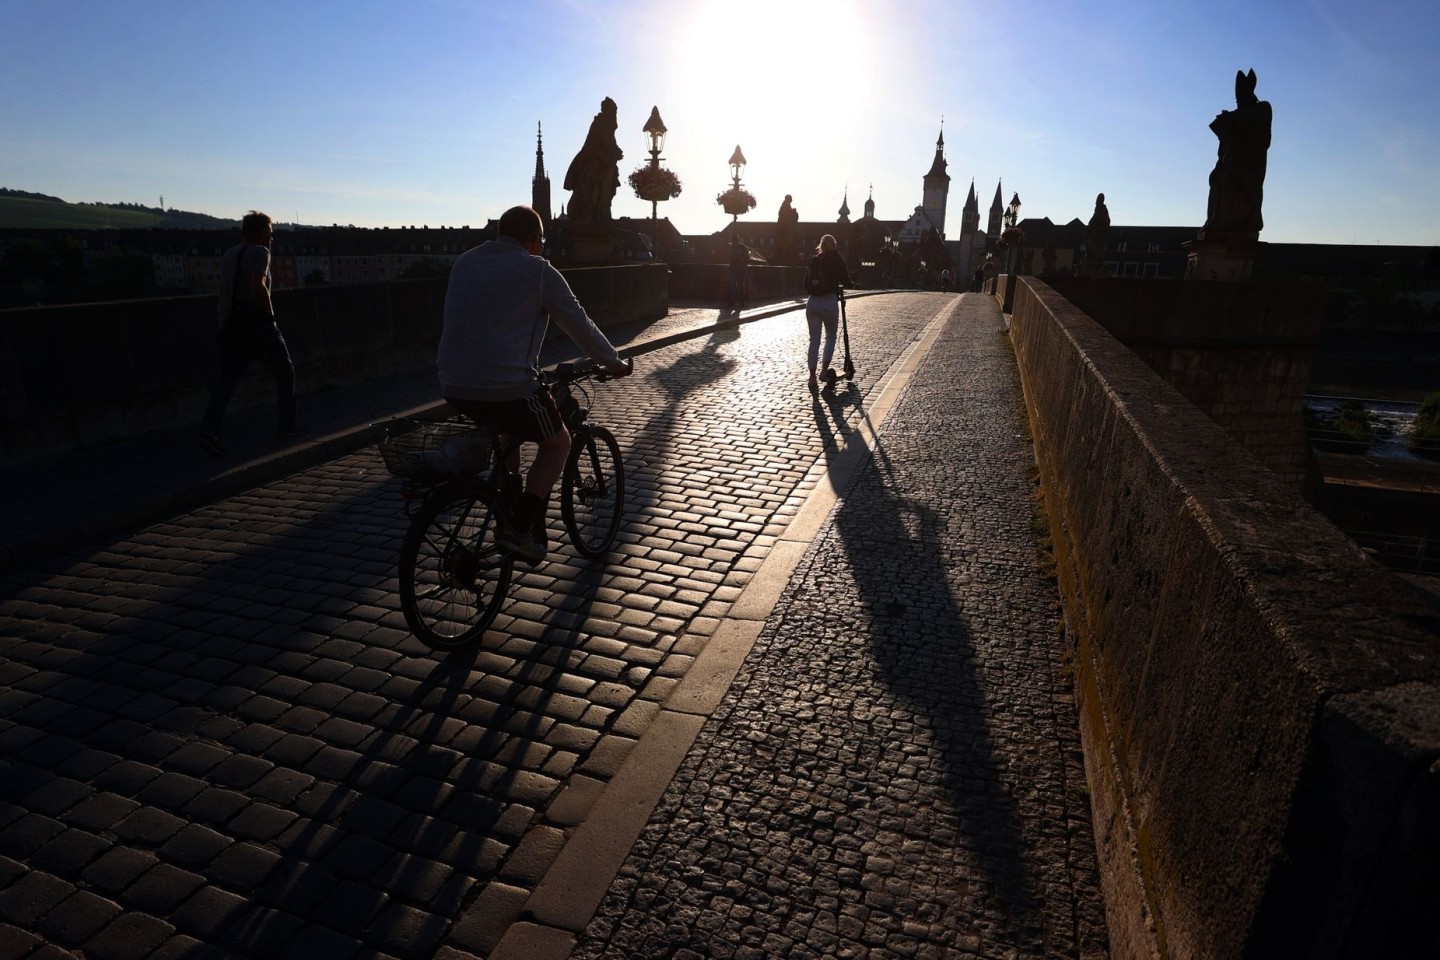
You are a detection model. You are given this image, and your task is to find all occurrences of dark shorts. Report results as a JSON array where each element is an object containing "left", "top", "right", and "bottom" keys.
[{"left": 446, "top": 388, "right": 563, "bottom": 443}]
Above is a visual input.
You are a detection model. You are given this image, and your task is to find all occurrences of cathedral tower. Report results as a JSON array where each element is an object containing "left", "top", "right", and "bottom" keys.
[
  {"left": 957, "top": 180, "right": 983, "bottom": 274},
  {"left": 987, "top": 180, "right": 1004, "bottom": 247},
  {"left": 532, "top": 122, "right": 552, "bottom": 230},
  {"left": 922, "top": 125, "right": 950, "bottom": 237}
]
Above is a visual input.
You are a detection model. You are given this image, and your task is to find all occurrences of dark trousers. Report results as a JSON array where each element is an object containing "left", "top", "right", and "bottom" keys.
[
  {"left": 201, "top": 322, "right": 296, "bottom": 435},
  {"left": 727, "top": 267, "right": 746, "bottom": 307}
]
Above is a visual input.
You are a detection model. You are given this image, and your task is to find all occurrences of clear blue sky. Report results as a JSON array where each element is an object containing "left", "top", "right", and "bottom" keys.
[{"left": 3, "top": 0, "right": 1437, "bottom": 244}]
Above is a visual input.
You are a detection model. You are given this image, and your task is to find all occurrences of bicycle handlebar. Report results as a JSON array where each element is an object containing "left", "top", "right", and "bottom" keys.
[{"left": 548, "top": 357, "right": 633, "bottom": 384}]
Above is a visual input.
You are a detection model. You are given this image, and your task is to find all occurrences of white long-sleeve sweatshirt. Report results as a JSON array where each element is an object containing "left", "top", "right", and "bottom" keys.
[{"left": 438, "top": 237, "right": 622, "bottom": 402}]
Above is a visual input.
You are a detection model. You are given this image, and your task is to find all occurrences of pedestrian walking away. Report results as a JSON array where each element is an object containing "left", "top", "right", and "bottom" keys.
[
  {"left": 803, "top": 233, "right": 854, "bottom": 394},
  {"left": 198, "top": 210, "right": 305, "bottom": 455},
  {"left": 726, "top": 236, "right": 750, "bottom": 313},
  {"left": 437, "top": 204, "right": 633, "bottom": 563}
]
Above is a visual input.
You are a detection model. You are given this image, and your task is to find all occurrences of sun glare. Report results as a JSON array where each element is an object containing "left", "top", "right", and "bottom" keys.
[{"left": 672, "top": 0, "right": 867, "bottom": 144}]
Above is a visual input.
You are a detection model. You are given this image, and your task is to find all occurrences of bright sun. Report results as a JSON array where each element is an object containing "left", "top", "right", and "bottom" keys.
[{"left": 671, "top": 0, "right": 866, "bottom": 144}]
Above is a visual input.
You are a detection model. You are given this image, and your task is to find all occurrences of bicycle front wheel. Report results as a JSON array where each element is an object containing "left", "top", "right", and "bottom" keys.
[
  {"left": 399, "top": 481, "right": 514, "bottom": 649},
  {"left": 561, "top": 425, "right": 625, "bottom": 558}
]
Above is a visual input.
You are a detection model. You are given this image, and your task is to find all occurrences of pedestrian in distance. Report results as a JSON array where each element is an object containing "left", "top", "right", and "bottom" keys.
[
  {"left": 199, "top": 211, "right": 305, "bottom": 457},
  {"left": 437, "top": 205, "right": 633, "bottom": 563},
  {"left": 803, "top": 234, "right": 854, "bottom": 394},
  {"left": 726, "top": 237, "right": 750, "bottom": 313}
]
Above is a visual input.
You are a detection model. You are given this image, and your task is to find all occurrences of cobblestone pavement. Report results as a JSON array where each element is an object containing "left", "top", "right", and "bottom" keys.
[
  {"left": 0, "top": 293, "right": 1096, "bottom": 959},
  {"left": 571, "top": 295, "right": 1108, "bottom": 959}
]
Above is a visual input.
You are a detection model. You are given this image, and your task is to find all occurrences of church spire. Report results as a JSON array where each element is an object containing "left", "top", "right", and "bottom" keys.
[
  {"left": 921, "top": 121, "right": 950, "bottom": 237},
  {"left": 532, "top": 122, "right": 552, "bottom": 229},
  {"left": 864, "top": 183, "right": 875, "bottom": 219},
  {"left": 838, "top": 184, "right": 851, "bottom": 223},
  {"left": 987, "top": 179, "right": 1004, "bottom": 243},
  {"left": 924, "top": 121, "right": 948, "bottom": 180}
]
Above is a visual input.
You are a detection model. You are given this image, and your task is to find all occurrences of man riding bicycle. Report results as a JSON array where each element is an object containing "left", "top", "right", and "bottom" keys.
[{"left": 438, "top": 205, "right": 632, "bottom": 562}]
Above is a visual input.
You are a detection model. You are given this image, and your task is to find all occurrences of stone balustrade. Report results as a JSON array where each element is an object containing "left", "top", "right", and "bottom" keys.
[{"left": 1009, "top": 275, "right": 1440, "bottom": 959}]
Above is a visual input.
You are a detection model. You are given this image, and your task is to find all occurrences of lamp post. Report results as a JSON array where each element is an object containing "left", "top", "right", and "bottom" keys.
[
  {"left": 728, "top": 145, "right": 746, "bottom": 223},
  {"left": 1004, "top": 192, "right": 1022, "bottom": 274},
  {"left": 643, "top": 106, "right": 667, "bottom": 252}
]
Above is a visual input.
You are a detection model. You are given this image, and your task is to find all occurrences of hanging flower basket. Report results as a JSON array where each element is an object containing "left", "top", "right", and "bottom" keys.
[
  {"left": 628, "top": 165, "right": 683, "bottom": 203},
  {"left": 717, "top": 187, "right": 757, "bottom": 216},
  {"left": 1000, "top": 226, "right": 1026, "bottom": 248}
]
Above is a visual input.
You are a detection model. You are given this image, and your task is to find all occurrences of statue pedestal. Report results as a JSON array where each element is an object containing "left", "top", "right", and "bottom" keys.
[
  {"left": 1184, "top": 231, "right": 1262, "bottom": 282},
  {"left": 561, "top": 222, "right": 626, "bottom": 265},
  {"left": 1077, "top": 253, "right": 1107, "bottom": 278}
]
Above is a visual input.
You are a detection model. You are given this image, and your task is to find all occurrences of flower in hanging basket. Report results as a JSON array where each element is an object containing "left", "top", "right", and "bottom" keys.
[
  {"left": 628, "top": 164, "right": 683, "bottom": 203},
  {"left": 717, "top": 187, "right": 757, "bottom": 216},
  {"left": 1000, "top": 226, "right": 1026, "bottom": 248}
]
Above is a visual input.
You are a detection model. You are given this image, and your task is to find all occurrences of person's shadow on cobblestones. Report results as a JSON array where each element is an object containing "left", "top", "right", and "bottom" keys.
[{"left": 823, "top": 420, "right": 1042, "bottom": 946}]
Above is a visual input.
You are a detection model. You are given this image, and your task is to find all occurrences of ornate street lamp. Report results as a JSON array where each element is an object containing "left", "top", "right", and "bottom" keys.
[
  {"left": 626, "top": 106, "right": 682, "bottom": 257},
  {"left": 1002, "top": 192, "right": 1023, "bottom": 274},
  {"left": 717, "top": 144, "right": 756, "bottom": 223},
  {"left": 643, "top": 107, "right": 666, "bottom": 246}
]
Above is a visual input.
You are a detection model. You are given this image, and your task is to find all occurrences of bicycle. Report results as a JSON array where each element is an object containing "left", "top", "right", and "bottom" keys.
[{"left": 372, "top": 361, "right": 628, "bottom": 650}]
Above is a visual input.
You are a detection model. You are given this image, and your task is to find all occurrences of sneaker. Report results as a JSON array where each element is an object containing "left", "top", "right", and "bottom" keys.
[
  {"left": 199, "top": 432, "right": 224, "bottom": 457},
  {"left": 497, "top": 523, "right": 546, "bottom": 564},
  {"left": 276, "top": 423, "right": 310, "bottom": 440},
  {"left": 807, "top": 374, "right": 819, "bottom": 394}
]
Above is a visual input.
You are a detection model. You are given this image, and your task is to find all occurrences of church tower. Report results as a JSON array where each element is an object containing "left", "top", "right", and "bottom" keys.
[
  {"left": 864, "top": 184, "right": 875, "bottom": 220},
  {"left": 957, "top": 180, "right": 983, "bottom": 274},
  {"left": 838, "top": 185, "right": 851, "bottom": 224},
  {"left": 532, "top": 122, "right": 552, "bottom": 231},
  {"left": 986, "top": 180, "right": 1004, "bottom": 247},
  {"left": 922, "top": 125, "right": 950, "bottom": 237}
]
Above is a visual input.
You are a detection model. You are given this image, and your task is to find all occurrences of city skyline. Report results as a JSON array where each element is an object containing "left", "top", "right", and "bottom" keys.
[{"left": 2, "top": 0, "right": 1438, "bottom": 246}]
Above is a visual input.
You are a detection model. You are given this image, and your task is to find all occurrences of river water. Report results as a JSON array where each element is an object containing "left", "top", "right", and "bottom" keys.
[{"left": 1305, "top": 395, "right": 1430, "bottom": 461}]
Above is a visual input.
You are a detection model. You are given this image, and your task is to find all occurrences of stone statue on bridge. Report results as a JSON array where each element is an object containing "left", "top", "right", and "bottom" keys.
[
  {"left": 1078, "top": 193, "right": 1109, "bottom": 277},
  {"left": 564, "top": 97, "right": 624, "bottom": 223},
  {"left": 1203, "top": 69, "right": 1272, "bottom": 237},
  {"left": 776, "top": 194, "right": 799, "bottom": 265}
]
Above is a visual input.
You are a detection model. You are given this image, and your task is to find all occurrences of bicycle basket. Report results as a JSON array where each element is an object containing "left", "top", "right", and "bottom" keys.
[{"left": 371, "top": 418, "right": 493, "bottom": 480}]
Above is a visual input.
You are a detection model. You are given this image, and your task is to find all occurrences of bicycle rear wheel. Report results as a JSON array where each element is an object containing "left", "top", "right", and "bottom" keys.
[
  {"left": 561, "top": 425, "right": 625, "bottom": 558},
  {"left": 399, "top": 481, "right": 513, "bottom": 649}
]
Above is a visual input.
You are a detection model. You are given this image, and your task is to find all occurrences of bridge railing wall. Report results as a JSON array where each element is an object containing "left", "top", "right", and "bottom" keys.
[
  {"left": 1008, "top": 275, "right": 1440, "bottom": 959},
  {"left": 0, "top": 264, "right": 667, "bottom": 465},
  {"left": 1041, "top": 276, "right": 1324, "bottom": 488},
  {"left": 666, "top": 263, "right": 804, "bottom": 303}
]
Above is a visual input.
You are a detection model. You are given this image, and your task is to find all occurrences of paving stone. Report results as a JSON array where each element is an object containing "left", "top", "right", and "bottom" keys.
[
  {"left": 0, "top": 814, "right": 65, "bottom": 860},
  {"left": 119, "top": 863, "right": 206, "bottom": 914},
  {"left": 28, "top": 828, "right": 111, "bottom": 876},
  {"left": 168, "top": 885, "right": 249, "bottom": 940},
  {"left": 36, "top": 888, "right": 122, "bottom": 947},
  {"left": 0, "top": 869, "right": 73, "bottom": 924},
  {"left": 80, "top": 911, "right": 177, "bottom": 960},
  {"left": 449, "top": 881, "right": 531, "bottom": 954},
  {"left": 204, "top": 842, "right": 281, "bottom": 890},
  {"left": 309, "top": 879, "right": 388, "bottom": 937}
]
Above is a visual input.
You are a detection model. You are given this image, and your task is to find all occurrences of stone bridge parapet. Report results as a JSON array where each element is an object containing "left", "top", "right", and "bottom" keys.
[
  {"left": 1009, "top": 275, "right": 1440, "bottom": 959},
  {"left": 0, "top": 264, "right": 667, "bottom": 464}
]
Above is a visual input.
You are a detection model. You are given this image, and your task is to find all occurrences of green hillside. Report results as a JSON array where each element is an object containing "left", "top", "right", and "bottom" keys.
[{"left": 0, "top": 191, "right": 238, "bottom": 230}]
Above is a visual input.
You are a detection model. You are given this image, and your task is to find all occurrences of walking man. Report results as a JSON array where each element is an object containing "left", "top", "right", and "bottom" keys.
[{"left": 199, "top": 211, "right": 304, "bottom": 455}]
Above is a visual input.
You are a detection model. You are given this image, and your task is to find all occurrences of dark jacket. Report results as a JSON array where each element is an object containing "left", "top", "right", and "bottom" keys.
[{"left": 808, "top": 249, "right": 853, "bottom": 297}]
